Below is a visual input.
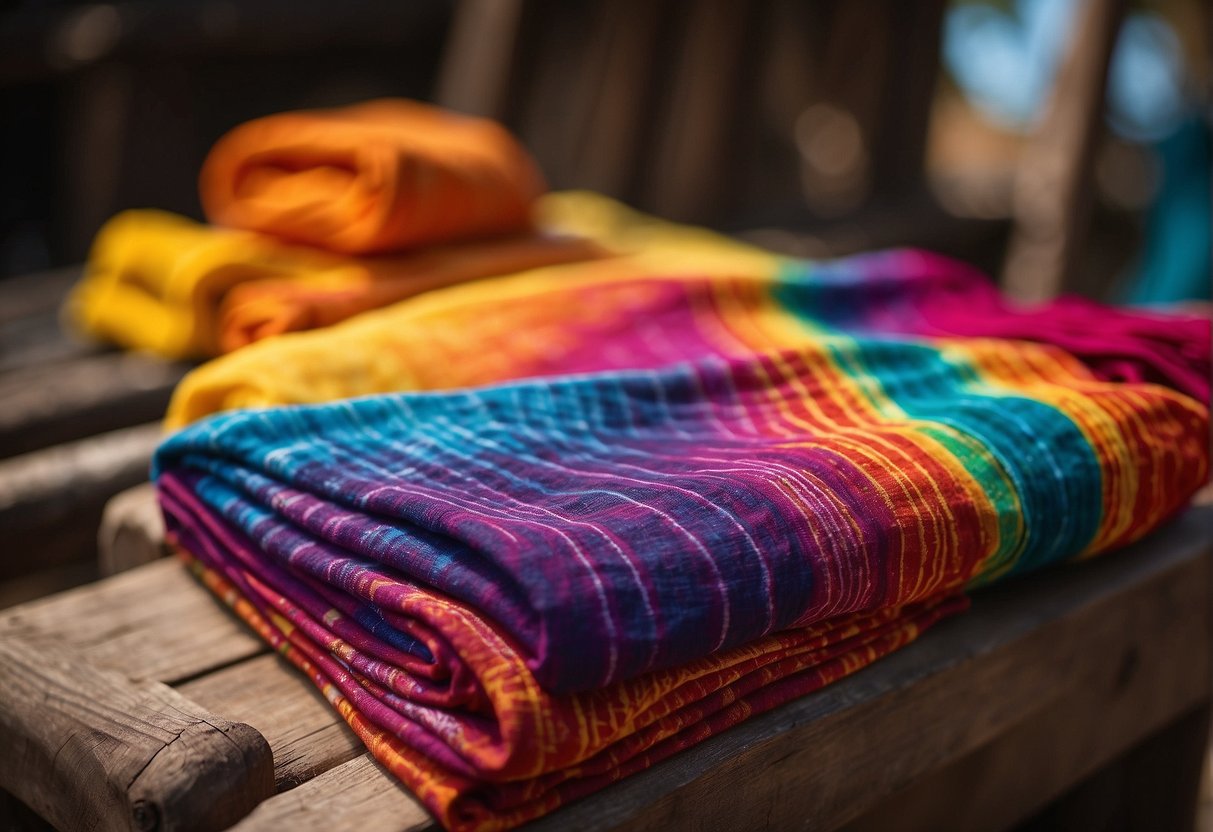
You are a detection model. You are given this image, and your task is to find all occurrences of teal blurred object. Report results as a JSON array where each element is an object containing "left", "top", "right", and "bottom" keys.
[{"left": 1124, "top": 115, "right": 1213, "bottom": 304}]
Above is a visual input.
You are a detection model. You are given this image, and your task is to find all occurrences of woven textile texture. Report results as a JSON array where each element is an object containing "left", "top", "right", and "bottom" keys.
[
  {"left": 165, "top": 193, "right": 1209, "bottom": 426},
  {"left": 163, "top": 191, "right": 781, "bottom": 421},
  {"left": 156, "top": 232, "right": 1209, "bottom": 830},
  {"left": 200, "top": 99, "right": 546, "bottom": 254}
]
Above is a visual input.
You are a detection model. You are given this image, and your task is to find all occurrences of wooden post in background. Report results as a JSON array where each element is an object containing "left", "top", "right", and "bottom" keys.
[
  {"left": 1002, "top": 0, "right": 1125, "bottom": 303},
  {"left": 434, "top": 0, "right": 525, "bottom": 119}
]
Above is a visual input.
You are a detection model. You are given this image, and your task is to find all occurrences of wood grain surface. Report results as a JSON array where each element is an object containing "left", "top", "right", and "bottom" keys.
[
  {"left": 0, "top": 558, "right": 265, "bottom": 683},
  {"left": 0, "top": 424, "right": 160, "bottom": 582},
  {"left": 0, "top": 636, "right": 274, "bottom": 832}
]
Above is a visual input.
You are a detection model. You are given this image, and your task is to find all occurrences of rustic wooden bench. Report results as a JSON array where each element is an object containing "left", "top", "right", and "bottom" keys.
[
  {"left": 0, "top": 267, "right": 189, "bottom": 606},
  {"left": 2, "top": 503, "right": 1209, "bottom": 831}
]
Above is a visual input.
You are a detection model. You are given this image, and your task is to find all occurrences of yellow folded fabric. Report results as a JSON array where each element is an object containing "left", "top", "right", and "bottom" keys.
[
  {"left": 66, "top": 206, "right": 605, "bottom": 359},
  {"left": 67, "top": 210, "right": 340, "bottom": 359},
  {"left": 200, "top": 99, "right": 546, "bottom": 254},
  {"left": 165, "top": 191, "right": 779, "bottom": 426}
]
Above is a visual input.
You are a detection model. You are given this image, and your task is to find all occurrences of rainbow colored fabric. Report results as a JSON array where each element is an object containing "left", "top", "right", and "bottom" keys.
[
  {"left": 162, "top": 193, "right": 1209, "bottom": 426},
  {"left": 155, "top": 249, "right": 1210, "bottom": 830}
]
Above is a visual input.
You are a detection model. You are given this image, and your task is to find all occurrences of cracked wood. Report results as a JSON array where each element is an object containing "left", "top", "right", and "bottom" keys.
[{"left": 0, "top": 636, "right": 274, "bottom": 832}]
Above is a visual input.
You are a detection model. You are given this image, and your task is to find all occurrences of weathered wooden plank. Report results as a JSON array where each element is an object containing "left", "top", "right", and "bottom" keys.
[
  {"left": 231, "top": 754, "right": 432, "bottom": 832},
  {"left": 866, "top": 0, "right": 944, "bottom": 195},
  {"left": 434, "top": 0, "right": 524, "bottom": 119},
  {"left": 0, "top": 265, "right": 90, "bottom": 376},
  {"left": 0, "top": 309, "right": 95, "bottom": 376},
  {"left": 0, "top": 423, "right": 160, "bottom": 581},
  {"left": 643, "top": 0, "right": 754, "bottom": 223},
  {"left": 0, "top": 267, "right": 80, "bottom": 326},
  {"left": 179, "top": 654, "right": 365, "bottom": 791},
  {"left": 99, "top": 482, "right": 167, "bottom": 576},
  {"left": 0, "top": 635, "right": 274, "bottom": 832},
  {"left": 0, "top": 786, "right": 57, "bottom": 831},
  {"left": 561, "top": 0, "right": 677, "bottom": 202},
  {"left": 0, "top": 560, "right": 99, "bottom": 611},
  {"left": 1015, "top": 704, "right": 1210, "bottom": 832},
  {"left": 842, "top": 586, "right": 1211, "bottom": 828},
  {"left": 0, "top": 558, "right": 265, "bottom": 684},
  {"left": 0, "top": 352, "right": 187, "bottom": 458}
]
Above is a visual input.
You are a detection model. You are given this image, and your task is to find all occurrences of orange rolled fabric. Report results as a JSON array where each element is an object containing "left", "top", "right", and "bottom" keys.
[
  {"left": 200, "top": 99, "right": 547, "bottom": 255},
  {"left": 218, "top": 233, "right": 605, "bottom": 351}
]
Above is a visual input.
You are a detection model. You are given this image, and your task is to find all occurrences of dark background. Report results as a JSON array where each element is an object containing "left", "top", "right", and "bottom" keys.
[{"left": 0, "top": 0, "right": 1209, "bottom": 302}]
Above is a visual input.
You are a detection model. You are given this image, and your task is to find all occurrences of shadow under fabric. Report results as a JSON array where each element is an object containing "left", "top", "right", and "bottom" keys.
[{"left": 155, "top": 229, "right": 1209, "bottom": 829}]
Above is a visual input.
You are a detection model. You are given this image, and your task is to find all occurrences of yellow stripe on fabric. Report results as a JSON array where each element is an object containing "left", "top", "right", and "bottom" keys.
[
  {"left": 702, "top": 281, "right": 999, "bottom": 596},
  {"left": 732, "top": 301, "right": 1008, "bottom": 582},
  {"left": 953, "top": 338, "right": 1141, "bottom": 557},
  {"left": 165, "top": 193, "right": 782, "bottom": 428}
]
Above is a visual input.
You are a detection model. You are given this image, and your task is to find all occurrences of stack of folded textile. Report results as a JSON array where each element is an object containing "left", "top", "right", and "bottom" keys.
[
  {"left": 67, "top": 100, "right": 604, "bottom": 358},
  {"left": 152, "top": 151, "right": 1211, "bottom": 832},
  {"left": 77, "top": 99, "right": 1212, "bottom": 831}
]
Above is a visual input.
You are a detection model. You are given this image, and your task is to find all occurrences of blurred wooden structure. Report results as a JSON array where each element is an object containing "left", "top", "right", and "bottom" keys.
[
  {"left": 438, "top": 0, "right": 1008, "bottom": 272},
  {"left": 0, "top": 0, "right": 451, "bottom": 266},
  {"left": 1002, "top": 0, "right": 1126, "bottom": 302},
  {"left": 0, "top": 269, "right": 179, "bottom": 606},
  {"left": 1, "top": 507, "right": 1209, "bottom": 831},
  {"left": 0, "top": 1, "right": 449, "bottom": 606},
  {"left": 438, "top": 0, "right": 1138, "bottom": 300},
  {"left": 440, "top": 0, "right": 946, "bottom": 221}
]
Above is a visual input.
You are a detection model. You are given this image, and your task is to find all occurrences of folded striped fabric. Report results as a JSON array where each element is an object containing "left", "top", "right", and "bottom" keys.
[
  {"left": 164, "top": 192, "right": 781, "bottom": 419},
  {"left": 68, "top": 208, "right": 602, "bottom": 358},
  {"left": 165, "top": 197, "right": 1210, "bottom": 425},
  {"left": 200, "top": 99, "right": 546, "bottom": 254},
  {"left": 155, "top": 236, "right": 1209, "bottom": 829}
]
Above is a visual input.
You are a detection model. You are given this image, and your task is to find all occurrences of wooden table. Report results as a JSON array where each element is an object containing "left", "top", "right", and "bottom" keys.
[
  {"left": 1, "top": 504, "right": 1210, "bottom": 831},
  {"left": 0, "top": 268, "right": 190, "bottom": 606}
]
